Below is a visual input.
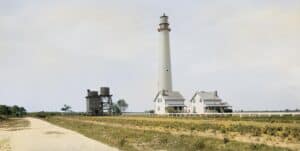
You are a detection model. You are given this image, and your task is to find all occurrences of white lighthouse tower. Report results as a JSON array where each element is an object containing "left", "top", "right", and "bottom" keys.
[
  {"left": 158, "top": 14, "right": 172, "bottom": 91},
  {"left": 154, "top": 14, "right": 185, "bottom": 114}
]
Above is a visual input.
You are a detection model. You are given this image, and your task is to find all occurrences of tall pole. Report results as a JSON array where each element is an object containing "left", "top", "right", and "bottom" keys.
[{"left": 158, "top": 13, "right": 173, "bottom": 92}]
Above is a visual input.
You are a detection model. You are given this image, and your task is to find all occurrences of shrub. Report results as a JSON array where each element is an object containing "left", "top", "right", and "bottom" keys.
[
  {"left": 253, "top": 129, "right": 262, "bottom": 136},
  {"left": 35, "top": 111, "right": 47, "bottom": 118},
  {"left": 0, "top": 115, "right": 7, "bottom": 121},
  {"left": 0, "top": 104, "right": 27, "bottom": 117},
  {"left": 119, "top": 137, "right": 127, "bottom": 147},
  {"left": 158, "top": 137, "right": 168, "bottom": 144},
  {"left": 192, "top": 139, "right": 205, "bottom": 150},
  {"left": 190, "top": 126, "right": 196, "bottom": 133},
  {"left": 223, "top": 137, "right": 230, "bottom": 144},
  {"left": 250, "top": 144, "right": 264, "bottom": 150}
]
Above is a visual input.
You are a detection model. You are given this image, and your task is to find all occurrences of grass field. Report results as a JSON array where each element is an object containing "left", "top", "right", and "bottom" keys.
[{"left": 44, "top": 115, "right": 300, "bottom": 151}]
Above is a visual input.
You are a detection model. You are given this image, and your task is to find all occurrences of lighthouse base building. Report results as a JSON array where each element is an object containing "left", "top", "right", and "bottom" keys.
[{"left": 154, "top": 90, "right": 185, "bottom": 114}]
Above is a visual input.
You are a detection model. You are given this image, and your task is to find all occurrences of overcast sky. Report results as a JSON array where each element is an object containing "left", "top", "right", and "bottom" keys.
[{"left": 1, "top": 0, "right": 299, "bottom": 112}]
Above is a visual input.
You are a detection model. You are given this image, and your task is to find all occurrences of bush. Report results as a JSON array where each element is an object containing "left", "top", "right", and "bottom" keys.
[
  {"left": 250, "top": 144, "right": 264, "bottom": 150},
  {"left": 0, "top": 104, "right": 27, "bottom": 117},
  {"left": 0, "top": 115, "right": 7, "bottom": 121},
  {"left": 119, "top": 137, "right": 127, "bottom": 147},
  {"left": 192, "top": 139, "right": 205, "bottom": 150},
  {"left": 35, "top": 111, "right": 47, "bottom": 118},
  {"left": 223, "top": 137, "right": 230, "bottom": 144},
  {"left": 158, "top": 137, "right": 168, "bottom": 144}
]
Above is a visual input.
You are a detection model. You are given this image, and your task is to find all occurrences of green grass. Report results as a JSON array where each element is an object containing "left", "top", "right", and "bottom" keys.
[{"left": 45, "top": 116, "right": 293, "bottom": 151}]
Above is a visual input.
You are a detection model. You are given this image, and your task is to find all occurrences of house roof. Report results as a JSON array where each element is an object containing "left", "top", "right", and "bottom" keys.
[
  {"left": 197, "top": 91, "right": 220, "bottom": 100},
  {"left": 163, "top": 91, "right": 185, "bottom": 100},
  {"left": 204, "top": 101, "right": 231, "bottom": 107},
  {"left": 190, "top": 91, "right": 221, "bottom": 102},
  {"left": 154, "top": 90, "right": 185, "bottom": 102}
]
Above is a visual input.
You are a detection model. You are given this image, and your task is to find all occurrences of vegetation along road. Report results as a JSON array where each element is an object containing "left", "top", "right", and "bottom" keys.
[
  {"left": 45, "top": 115, "right": 299, "bottom": 151},
  {"left": 0, "top": 117, "right": 118, "bottom": 151}
]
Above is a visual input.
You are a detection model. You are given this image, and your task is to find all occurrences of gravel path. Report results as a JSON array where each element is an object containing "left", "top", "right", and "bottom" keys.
[{"left": 0, "top": 117, "right": 118, "bottom": 151}]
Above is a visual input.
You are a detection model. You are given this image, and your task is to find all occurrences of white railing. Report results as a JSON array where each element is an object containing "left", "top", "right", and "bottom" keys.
[{"left": 122, "top": 112, "right": 300, "bottom": 117}]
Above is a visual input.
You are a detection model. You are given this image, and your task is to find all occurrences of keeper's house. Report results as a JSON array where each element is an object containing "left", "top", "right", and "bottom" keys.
[{"left": 188, "top": 91, "right": 232, "bottom": 113}]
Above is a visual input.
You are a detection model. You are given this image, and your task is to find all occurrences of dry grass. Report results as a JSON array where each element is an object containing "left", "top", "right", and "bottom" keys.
[
  {"left": 0, "top": 118, "right": 30, "bottom": 131},
  {"left": 45, "top": 116, "right": 295, "bottom": 151}
]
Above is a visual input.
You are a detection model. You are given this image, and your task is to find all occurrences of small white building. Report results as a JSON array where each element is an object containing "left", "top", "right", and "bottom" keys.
[
  {"left": 154, "top": 90, "right": 185, "bottom": 114},
  {"left": 188, "top": 91, "right": 232, "bottom": 113}
]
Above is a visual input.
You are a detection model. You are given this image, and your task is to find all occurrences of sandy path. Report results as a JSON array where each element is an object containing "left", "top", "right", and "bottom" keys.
[{"left": 0, "top": 117, "right": 118, "bottom": 151}]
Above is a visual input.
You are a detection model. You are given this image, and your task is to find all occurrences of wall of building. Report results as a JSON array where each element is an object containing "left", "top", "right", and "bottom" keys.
[
  {"left": 86, "top": 97, "right": 101, "bottom": 115},
  {"left": 155, "top": 95, "right": 166, "bottom": 114},
  {"left": 191, "top": 95, "right": 205, "bottom": 113}
]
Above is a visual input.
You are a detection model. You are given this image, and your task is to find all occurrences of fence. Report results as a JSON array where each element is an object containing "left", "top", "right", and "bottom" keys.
[{"left": 122, "top": 112, "right": 300, "bottom": 117}]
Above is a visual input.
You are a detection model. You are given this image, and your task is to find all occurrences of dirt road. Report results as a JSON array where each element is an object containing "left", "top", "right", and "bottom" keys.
[{"left": 0, "top": 117, "right": 118, "bottom": 151}]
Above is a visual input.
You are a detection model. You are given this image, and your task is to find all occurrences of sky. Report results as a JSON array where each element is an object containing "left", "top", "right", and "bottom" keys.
[{"left": 0, "top": 0, "right": 299, "bottom": 112}]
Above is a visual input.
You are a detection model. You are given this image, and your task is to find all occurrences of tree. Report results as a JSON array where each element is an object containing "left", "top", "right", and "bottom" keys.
[
  {"left": 0, "top": 105, "right": 26, "bottom": 117},
  {"left": 11, "top": 105, "right": 20, "bottom": 116},
  {"left": 0, "top": 105, "right": 10, "bottom": 117},
  {"left": 117, "top": 99, "right": 128, "bottom": 113},
  {"left": 112, "top": 103, "right": 121, "bottom": 115},
  {"left": 61, "top": 104, "right": 71, "bottom": 112},
  {"left": 19, "top": 107, "right": 27, "bottom": 116}
]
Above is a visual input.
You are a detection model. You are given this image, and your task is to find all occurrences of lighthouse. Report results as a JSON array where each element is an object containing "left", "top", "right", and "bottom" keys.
[
  {"left": 158, "top": 14, "right": 172, "bottom": 92},
  {"left": 154, "top": 14, "right": 185, "bottom": 114}
]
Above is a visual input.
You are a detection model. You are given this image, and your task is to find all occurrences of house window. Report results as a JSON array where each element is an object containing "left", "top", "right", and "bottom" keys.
[{"left": 158, "top": 106, "right": 160, "bottom": 111}]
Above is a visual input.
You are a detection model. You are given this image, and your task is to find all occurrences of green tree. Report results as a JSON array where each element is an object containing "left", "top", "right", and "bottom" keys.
[
  {"left": 117, "top": 99, "right": 128, "bottom": 113},
  {"left": 61, "top": 104, "right": 71, "bottom": 112},
  {"left": 11, "top": 105, "right": 20, "bottom": 116},
  {"left": 112, "top": 103, "right": 121, "bottom": 115},
  {"left": 19, "top": 107, "right": 27, "bottom": 116},
  {"left": 0, "top": 105, "right": 26, "bottom": 117},
  {"left": 0, "top": 105, "right": 11, "bottom": 117}
]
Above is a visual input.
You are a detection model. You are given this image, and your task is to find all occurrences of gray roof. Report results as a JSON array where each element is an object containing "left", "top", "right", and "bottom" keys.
[
  {"left": 154, "top": 90, "right": 185, "bottom": 102},
  {"left": 197, "top": 91, "right": 220, "bottom": 100},
  {"left": 205, "top": 103, "right": 231, "bottom": 107},
  {"left": 190, "top": 91, "right": 222, "bottom": 102},
  {"left": 163, "top": 91, "right": 185, "bottom": 100}
]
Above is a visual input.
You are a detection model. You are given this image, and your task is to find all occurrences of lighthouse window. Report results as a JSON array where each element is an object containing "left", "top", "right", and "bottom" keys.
[{"left": 158, "top": 106, "right": 160, "bottom": 111}]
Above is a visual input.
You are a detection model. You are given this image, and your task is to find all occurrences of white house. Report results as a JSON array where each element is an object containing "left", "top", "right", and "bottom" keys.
[
  {"left": 154, "top": 90, "right": 185, "bottom": 114},
  {"left": 188, "top": 91, "right": 232, "bottom": 113}
]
